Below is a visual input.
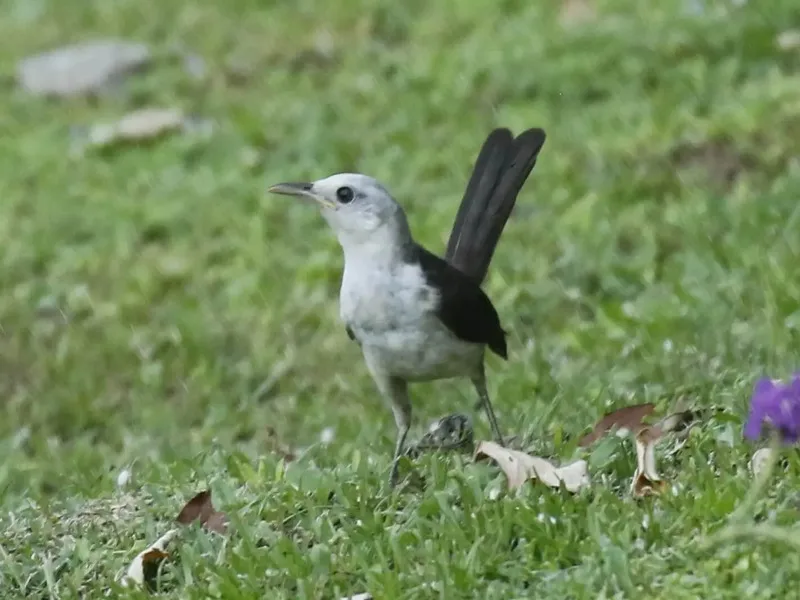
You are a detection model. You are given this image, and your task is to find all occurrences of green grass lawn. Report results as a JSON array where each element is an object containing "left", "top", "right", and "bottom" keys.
[{"left": 2, "top": 0, "right": 800, "bottom": 597}]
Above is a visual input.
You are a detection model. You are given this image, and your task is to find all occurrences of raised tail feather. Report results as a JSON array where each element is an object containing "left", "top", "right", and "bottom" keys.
[{"left": 444, "top": 128, "right": 546, "bottom": 283}]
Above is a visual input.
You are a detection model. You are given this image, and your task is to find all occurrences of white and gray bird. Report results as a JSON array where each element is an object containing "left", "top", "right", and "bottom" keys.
[{"left": 269, "top": 127, "right": 546, "bottom": 486}]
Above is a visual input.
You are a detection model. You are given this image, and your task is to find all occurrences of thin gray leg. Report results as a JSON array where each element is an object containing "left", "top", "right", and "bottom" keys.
[
  {"left": 472, "top": 368, "right": 504, "bottom": 445},
  {"left": 385, "top": 376, "right": 411, "bottom": 487},
  {"left": 364, "top": 352, "right": 413, "bottom": 488},
  {"left": 389, "top": 419, "right": 411, "bottom": 487}
]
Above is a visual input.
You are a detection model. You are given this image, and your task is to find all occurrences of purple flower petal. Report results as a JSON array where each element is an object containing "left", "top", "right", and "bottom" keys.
[
  {"left": 752, "top": 378, "right": 779, "bottom": 403},
  {"left": 743, "top": 407, "right": 765, "bottom": 440},
  {"left": 745, "top": 374, "right": 800, "bottom": 444},
  {"left": 744, "top": 378, "right": 776, "bottom": 439}
]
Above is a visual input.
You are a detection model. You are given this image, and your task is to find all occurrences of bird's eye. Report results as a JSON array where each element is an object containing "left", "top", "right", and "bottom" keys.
[{"left": 336, "top": 186, "right": 355, "bottom": 204}]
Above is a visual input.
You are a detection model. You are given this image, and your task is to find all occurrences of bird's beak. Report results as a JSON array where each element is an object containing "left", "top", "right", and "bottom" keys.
[{"left": 267, "top": 182, "right": 336, "bottom": 209}]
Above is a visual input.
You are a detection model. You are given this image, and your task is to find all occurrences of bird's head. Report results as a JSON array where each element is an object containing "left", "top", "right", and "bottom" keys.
[{"left": 268, "top": 173, "right": 410, "bottom": 251}]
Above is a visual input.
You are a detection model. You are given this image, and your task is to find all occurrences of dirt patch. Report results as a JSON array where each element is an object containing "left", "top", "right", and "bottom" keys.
[{"left": 669, "top": 138, "right": 757, "bottom": 190}]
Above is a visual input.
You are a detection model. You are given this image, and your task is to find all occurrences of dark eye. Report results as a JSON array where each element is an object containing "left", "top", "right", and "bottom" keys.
[{"left": 336, "top": 186, "right": 355, "bottom": 204}]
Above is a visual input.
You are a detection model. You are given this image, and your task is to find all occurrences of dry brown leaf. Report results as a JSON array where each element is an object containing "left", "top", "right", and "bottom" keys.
[
  {"left": 176, "top": 490, "right": 214, "bottom": 524},
  {"left": 175, "top": 489, "right": 229, "bottom": 534},
  {"left": 581, "top": 404, "right": 702, "bottom": 448},
  {"left": 578, "top": 403, "right": 656, "bottom": 447},
  {"left": 650, "top": 408, "right": 699, "bottom": 438},
  {"left": 475, "top": 441, "right": 590, "bottom": 493},
  {"left": 204, "top": 511, "right": 230, "bottom": 535},
  {"left": 631, "top": 427, "right": 668, "bottom": 498},
  {"left": 580, "top": 402, "right": 702, "bottom": 497},
  {"left": 120, "top": 528, "right": 179, "bottom": 587}
]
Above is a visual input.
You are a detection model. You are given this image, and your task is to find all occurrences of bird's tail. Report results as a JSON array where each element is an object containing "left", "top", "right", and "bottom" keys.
[{"left": 444, "top": 128, "right": 546, "bottom": 283}]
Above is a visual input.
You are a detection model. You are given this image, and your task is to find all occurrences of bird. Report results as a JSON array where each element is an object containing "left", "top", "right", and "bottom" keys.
[{"left": 268, "top": 127, "right": 547, "bottom": 486}]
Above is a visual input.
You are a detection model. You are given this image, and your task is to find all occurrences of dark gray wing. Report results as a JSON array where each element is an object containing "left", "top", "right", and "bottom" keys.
[{"left": 411, "top": 243, "right": 507, "bottom": 359}]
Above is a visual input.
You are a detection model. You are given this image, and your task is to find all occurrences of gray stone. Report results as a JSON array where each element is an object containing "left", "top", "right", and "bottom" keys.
[
  {"left": 17, "top": 39, "right": 151, "bottom": 97},
  {"left": 70, "top": 107, "right": 214, "bottom": 155}
]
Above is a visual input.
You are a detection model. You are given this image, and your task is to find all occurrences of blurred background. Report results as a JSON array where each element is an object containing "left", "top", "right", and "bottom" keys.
[
  {"left": 2, "top": 0, "right": 800, "bottom": 488},
  {"left": 1, "top": 0, "right": 800, "bottom": 593}
]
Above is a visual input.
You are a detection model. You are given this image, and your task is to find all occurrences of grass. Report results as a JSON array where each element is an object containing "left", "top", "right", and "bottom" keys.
[{"left": 2, "top": 0, "right": 800, "bottom": 597}]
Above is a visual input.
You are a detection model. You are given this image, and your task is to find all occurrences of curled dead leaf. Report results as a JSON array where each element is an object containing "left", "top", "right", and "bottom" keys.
[
  {"left": 120, "top": 528, "right": 179, "bottom": 587},
  {"left": 175, "top": 489, "right": 229, "bottom": 534},
  {"left": 205, "top": 512, "right": 230, "bottom": 535},
  {"left": 579, "top": 401, "right": 706, "bottom": 498},
  {"left": 650, "top": 408, "right": 700, "bottom": 439},
  {"left": 581, "top": 403, "right": 703, "bottom": 448},
  {"left": 631, "top": 427, "right": 668, "bottom": 498},
  {"left": 475, "top": 440, "right": 590, "bottom": 493},
  {"left": 578, "top": 403, "right": 656, "bottom": 447}
]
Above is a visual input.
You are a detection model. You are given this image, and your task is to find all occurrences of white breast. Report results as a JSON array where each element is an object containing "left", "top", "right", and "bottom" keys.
[{"left": 339, "top": 259, "right": 483, "bottom": 381}]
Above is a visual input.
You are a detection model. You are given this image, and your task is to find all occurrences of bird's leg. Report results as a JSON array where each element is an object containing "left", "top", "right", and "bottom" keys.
[
  {"left": 365, "top": 356, "right": 413, "bottom": 488},
  {"left": 385, "top": 377, "right": 411, "bottom": 487},
  {"left": 389, "top": 417, "right": 411, "bottom": 488},
  {"left": 472, "top": 367, "right": 504, "bottom": 445}
]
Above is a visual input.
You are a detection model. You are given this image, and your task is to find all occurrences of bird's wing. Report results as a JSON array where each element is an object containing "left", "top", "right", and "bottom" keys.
[{"left": 412, "top": 244, "right": 507, "bottom": 359}]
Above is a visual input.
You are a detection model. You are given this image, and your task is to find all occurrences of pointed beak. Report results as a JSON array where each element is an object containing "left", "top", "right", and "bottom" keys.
[{"left": 267, "top": 182, "right": 336, "bottom": 209}]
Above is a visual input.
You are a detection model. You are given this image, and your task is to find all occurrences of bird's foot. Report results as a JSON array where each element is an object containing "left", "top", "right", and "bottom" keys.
[{"left": 407, "top": 413, "right": 475, "bottom": 456}]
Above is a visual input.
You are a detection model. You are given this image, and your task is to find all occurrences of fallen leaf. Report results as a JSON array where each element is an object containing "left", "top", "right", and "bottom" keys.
[
  {"left": 204, "top": 512, "right": 230, "bottom": 535},
  {"left": 176, "top": 490, "right": 213, "bottom": 524},
  {"left": 631, "top": 427, "right": 668, "bottom": 498},
  {"left": 581, "top": 403, "right": 705, "bottom": 447},
  {"left": 175, "top": 490, "right": 229, "bottom": 534},
  {"left": 120, "top": 528, "right": 179, "bottom": 587},
  {"left": 580, "top": 402, "right": 709, "bottom": 497},
  {"left": 475, "top": 441, "right": 590, "bottom": 493},
  {"left": 649, "top": 407, "right": 701, "bottom": 439},
  {"left": 578, "top": 403, "right": 656, "bottom": 447}
]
